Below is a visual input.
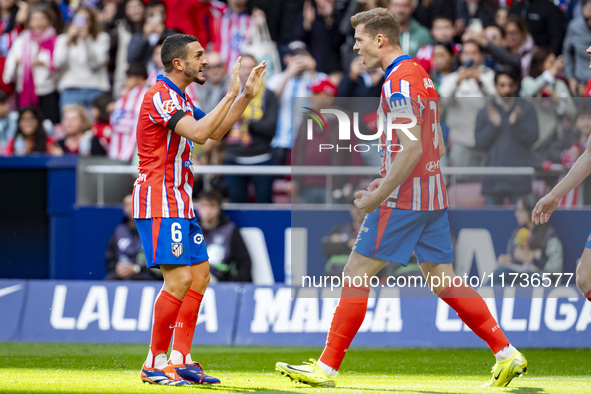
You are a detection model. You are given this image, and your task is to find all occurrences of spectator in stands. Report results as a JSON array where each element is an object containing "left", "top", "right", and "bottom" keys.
[
  {"left": 217, "top": 0, "right": 251, "bottom": 73},
  {"left": 337, "top": 54, "right": 384, "bottom": 167},
  {"left": 0, "top": 90, "right": 17, "bottom": 155},
  {"left": 292, "top": 77, "right": 364, "bottom": 203},
  {"left": 0, "top": 0, "right": 22, "bottom": 96},
  {"left": 564, "top": 0, "right": 591, "bottom": 96},
  {"left": 494, "top": 7, "right": 508, "bottom": 28},
  {"left": 414, "top": 15, "right": 457, "bottom": 75},
  {"left": 127, "top": 2, "right": 177, "bottom": 72},
  {"left": 159, "top": 0, "right": 224, "bottom": 47},
  {"left": 267, "top": 41, "right": 326, "bottom": 165},
  {"left": 4, "top": 4, "right": 60, "bottom": 124},
  {"left": 338, "top": 55, "right": 384, "bottom": 98},
  {"left": 491, "top": 194, "right": 563, "bottom": 285},
  {"left": 6, "top": 106, "right": 52, "bottom": 155},
  {"left": 439, "top": 40, "right": 495, "bottom": 168},
  {"left": 474, "top": 68, "right": 539, "bottom": 205},
  {"left": 464, "top": 15, "right": 535, "bottom": 78},
  {"left": 54, "top": 6, "right": 110, "bottom": 112},
  {"left": 274, "top": 0, "right": 305, "bottom": 67},
  {"left": 509, "top": 0, "right": 566, "bottom": 56},
  {"left": 554, "top": 105, "right": 591, "bottom": 206},
  {"left": 196, "top": 190, "right": 252, "bottom": 282},
  {"left": 108, "top": 0, "right": 145, "bottom": 99},
  {"left": 224, "top": 54, "right": 277, "bottom": 203},
  {"left": 414, "top": 0, "right": 455, "bottom": 30},
  {"left": 521, "top": 47, "right": 576, "bottom": 160},
  {"left": 109, "top": 63, "right": 148, "bottom": 162},
  {"left": 431, "top": 42, "right": 456, "bottom": 88},
  {"left": 53, "top": 104, "right": 105, "bottom": 156},
  {"left": 389, "top": 0, "right": 431, "bottom": 57},
  {"left": 339, "top": 0, "right": 388, "bottom": 73},
  {"left": 298, "top": 0, "right": 344, "bottom": 76},
  {"left": 481, "top": 23, "right": 504, "bottom": 69},
  {"left": 91, "top": 93, "right": 113, "bottom": 155},
  {"left": 455, "top": 0, "right": 498, "bottom": 37},
  {"left": 105, "top": 194, "right": 161, "bottom": 281},
  {"left": 196, "top": 52, "right": 230, "bottom": 113}
]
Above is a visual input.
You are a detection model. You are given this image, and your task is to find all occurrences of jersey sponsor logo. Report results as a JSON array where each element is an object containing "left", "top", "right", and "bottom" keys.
[
  {"left": 194, "top": 234, "right": 204, "bottom": 244},
  {"left": 389, "top": 92, "right": 413, "bottom": 115},
  {"left": 161, "top": 100, "right": 176, "bottom": 113},
  {"left": 172, "top": 243, "right": 183, "bottom": 257},
  {"left": 423, "top": 77, "right": 435, "bottom": 90},
  {"left": 426, "top": 160, "right": 440, "bottom": 172},
  {"left": 135, "top": 173, "right": 147, "bottom": 184}
]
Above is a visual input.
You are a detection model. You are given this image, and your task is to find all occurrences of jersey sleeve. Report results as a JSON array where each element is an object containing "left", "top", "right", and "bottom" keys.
[
  {"left": 149, "top": 88, "right": 190, "bottom": 131},
  {"left": 193, "top": 105, "right": 206, "bottom": 120},
  {"left": 382, "top": 77, "right": 424, "bottom": 125}
]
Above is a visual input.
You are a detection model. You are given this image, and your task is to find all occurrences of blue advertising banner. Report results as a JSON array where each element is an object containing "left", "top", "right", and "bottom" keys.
[
  {"left": 235, "top": 285, "right": 591, "bottom": 348},
  {"left": 4, "top": 281, "right": 590, "bottom": 347},
  {"left": 0, "top": 280, "right": 26, "bottom": 341},
  {"left": 18, "top": 281, "right": 240, "bottom": 344}
]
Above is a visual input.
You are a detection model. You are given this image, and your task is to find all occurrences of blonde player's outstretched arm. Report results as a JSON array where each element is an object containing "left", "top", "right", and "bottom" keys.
[{"left": 533, "top": 133, "right": 591, "bottom": 224}]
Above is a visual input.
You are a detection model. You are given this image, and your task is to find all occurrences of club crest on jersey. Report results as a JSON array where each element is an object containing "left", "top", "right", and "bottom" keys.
[
  {"left": 161, "top": 100, "right": 176, "bottom": 113},
  {"left": 172, "top": 242, "right": 183, "bottom": 257}
]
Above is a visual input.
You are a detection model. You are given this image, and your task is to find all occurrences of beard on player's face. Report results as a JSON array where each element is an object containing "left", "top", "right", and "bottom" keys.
[{"left": 183, "top": 61, "right": 206, "bottom": 85}]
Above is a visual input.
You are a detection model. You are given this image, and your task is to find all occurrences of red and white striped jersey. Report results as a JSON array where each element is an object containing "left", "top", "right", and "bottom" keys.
[
  {"left": 379, "top": 54, "right": 448, "bottom": 211},
  {"left": 133, "top": 75, "right": 206, "bottom": 219},
  {"left": 216, "top": 9, "right": 251, "bottom": 73},
  {"left": 108, "top": 84, "right": 149, "bottom": 161}
]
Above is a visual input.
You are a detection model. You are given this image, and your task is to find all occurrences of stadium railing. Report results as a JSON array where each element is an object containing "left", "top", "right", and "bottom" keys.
[{"left": 81, "top": 162, "right": 565, "bottom": 207}]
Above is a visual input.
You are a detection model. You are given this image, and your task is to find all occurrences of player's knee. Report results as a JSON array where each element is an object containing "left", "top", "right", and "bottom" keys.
[{"left": 176, "top": 272, "right": 193, "bottom": 295}]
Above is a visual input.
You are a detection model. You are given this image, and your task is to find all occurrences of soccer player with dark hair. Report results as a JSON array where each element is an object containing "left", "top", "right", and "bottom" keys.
[
  {"left": 276, "top": 8, "right": 527, "bottom": 388},
  {"left": 533, "top": 45, "right": 591, "bottom": 305},
  {"left": 133, "top": 33, "right": 265, "bottom": 386}
]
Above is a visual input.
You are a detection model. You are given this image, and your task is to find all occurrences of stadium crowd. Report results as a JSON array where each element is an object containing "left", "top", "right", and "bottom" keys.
[{"left": 1, "top": 0, "right": 591, "bottom": 206}]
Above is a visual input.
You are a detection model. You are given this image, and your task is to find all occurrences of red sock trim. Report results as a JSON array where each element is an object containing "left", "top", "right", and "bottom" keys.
[
  {"left": 319, "top": 285, "right": 369, "bottom": 370},
  {"left": 171, "top": 289, "right": 204, "bottom": 357},
  {"left": 585, "top": 289, "right": 591, "bottom": 302},
  {"left": 439, "top": 283, "right": 509, "bottom": 354},
  {"left": 150, "top": 290, "right": 182, "bottom": 356}
]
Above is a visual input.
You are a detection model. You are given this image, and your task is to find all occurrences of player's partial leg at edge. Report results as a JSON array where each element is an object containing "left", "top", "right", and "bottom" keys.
[
  {"left": 276, "top": 251, "right": 384, "bottom": 387},
  {"left": 276, "top": 253, "right": 527, "bottom": 388},
  {"left": 576, "top": 248, "right": 591, "bottom": 302},
  {"left": 420, "top": 262, "right": 527, "bottom": 387},
  {"left": 140, "top": 262, "right": 220, "bottom": 385}
]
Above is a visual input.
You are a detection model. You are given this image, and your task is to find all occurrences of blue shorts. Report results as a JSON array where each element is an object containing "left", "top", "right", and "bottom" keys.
[
  {"left": 353, "top": 207, "right": 454, "bottom": 265},
  {"left": 135, "top": 217, "right": 209, "bottom": 268},
  {"left": 586, "top": 231, "right": 591, "bottom": 249}
]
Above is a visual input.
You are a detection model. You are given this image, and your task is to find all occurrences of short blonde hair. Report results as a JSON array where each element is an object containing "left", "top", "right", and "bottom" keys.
[
  {"left": 63, "top": 104, "right": 92, "bottom": 132},
  {"left": 350, "top": 8, "right": 400, "bottom": 48}
]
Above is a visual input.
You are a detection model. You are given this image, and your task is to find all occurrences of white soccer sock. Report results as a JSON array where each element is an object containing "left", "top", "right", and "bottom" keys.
[
  {"left": 317, "top": 360, "right": 338, "bottom": 376},
  {"left": 169, "top": 350, "right": 193, "bottom": 365},
  {"left": 494, "top": 344, "right": 517, "bottom": 362},
  {"left": 145, "top": 350, "right": 168, "bottom": 370}
]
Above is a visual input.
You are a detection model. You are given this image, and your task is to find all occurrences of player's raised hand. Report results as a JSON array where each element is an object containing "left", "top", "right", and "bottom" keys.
[
  {"left": 228, "top": 57, "right": 242, "bottom": 98},
  {"left": 532, "top": 193, "right": 559, "bottom": 225},
  {"left": 243, "top": 60, "right": 267, "bottom": 99},
  {"left": 354, "top": 189, "right": 383, "bottom": 214}
]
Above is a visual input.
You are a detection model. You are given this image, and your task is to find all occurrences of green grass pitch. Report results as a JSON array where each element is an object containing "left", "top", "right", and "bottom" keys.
[{"left": 1, "top": 343, "right": 590, "bottom": 393}]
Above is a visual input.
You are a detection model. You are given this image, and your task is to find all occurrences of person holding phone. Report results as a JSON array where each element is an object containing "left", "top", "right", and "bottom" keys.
[
  {"left": 439, "top": 40, "right": 495, "bottom": 170},
  {"left": 54, "top": 6, "right": 110, "bottom": 113}
]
